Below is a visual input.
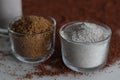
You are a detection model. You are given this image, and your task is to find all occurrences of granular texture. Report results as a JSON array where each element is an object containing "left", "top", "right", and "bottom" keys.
[
  {"left": 11, "top": 16, "right": 53, "bottom": 59},
  {"left": 65, "top": 22, "right": 109, "bottom": 43},
  {"left": 12, "top": 16, "right": 53, "bottom": 34},
  {"left": 22, "top": 0, "right": 120, "bottom": 78},
  {"left": 72, "top": 23, "right": 109, "bottom": 42}
]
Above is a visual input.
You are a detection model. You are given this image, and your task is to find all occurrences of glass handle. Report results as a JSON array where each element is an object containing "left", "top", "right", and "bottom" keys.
[
  {"left": 0, "top": 29, "right": 9, "bottom": 37},
  {"left": 0, "top": 28, "right": 11, "bottom": 54}
]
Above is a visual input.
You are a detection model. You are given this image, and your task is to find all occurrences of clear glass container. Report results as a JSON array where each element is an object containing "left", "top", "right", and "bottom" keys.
[
  {"left": 8, "top": 16, "right": 56, "bottom": 63},
  {"left": 59, "top": 21, "right": 112, "bottom": 72}
]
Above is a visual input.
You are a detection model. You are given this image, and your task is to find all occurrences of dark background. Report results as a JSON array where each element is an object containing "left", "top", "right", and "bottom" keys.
[{"left": 22, "top": 0, "right": 120, "bottom": 62}]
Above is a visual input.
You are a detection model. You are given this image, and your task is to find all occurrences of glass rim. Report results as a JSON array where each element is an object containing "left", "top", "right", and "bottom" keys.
[
  {"left": 59, "top": 21, "right": 112, "bottom": 45},
  {"left": 8, "top": 16, "right": 56, "bottom": 36}
]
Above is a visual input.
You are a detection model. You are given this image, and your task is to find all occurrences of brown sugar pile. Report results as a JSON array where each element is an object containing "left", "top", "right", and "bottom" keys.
[
  {"left": 12, "top": 16, "right": 53, "bottom": 34},
  {"left": 11, "top": 16, "right": 53, "bottom": 59}
]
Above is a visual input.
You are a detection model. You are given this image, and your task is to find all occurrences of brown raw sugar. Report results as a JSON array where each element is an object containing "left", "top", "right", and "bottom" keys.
[
  {"left": 11, "top": 16, "right": 53, "bottom": 59},
  {"left": 12, "top": 16, "right": 53, "bottom": 34}
]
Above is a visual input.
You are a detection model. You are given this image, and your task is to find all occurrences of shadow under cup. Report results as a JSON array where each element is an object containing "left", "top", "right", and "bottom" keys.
[{"left": 8, "top": 16, "right": 56, "bottom": 63}]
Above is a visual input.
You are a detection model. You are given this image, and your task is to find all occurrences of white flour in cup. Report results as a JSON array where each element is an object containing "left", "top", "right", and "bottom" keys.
[{"left": 60, "top": 22, "right": 111, "bottom": 69}]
